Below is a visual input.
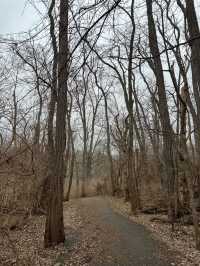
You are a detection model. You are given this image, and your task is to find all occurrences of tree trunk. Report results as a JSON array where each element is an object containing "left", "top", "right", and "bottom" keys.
[
  {"left": 146, "top": 0, "right": 176, "bottom": 223},
  {"left": 103, "top": 93, "right": 115, "bottom": 196},
  {"left": 93, "top": 73, "right": 115, "bottom": 195},
  {"left": 44, "top": 0, "right": 69, "bottom": 247},
  {"left": 179, "top": 86, "right": 200, "bottom": 250},
  {"left": 65, "top": 102, "right": 75, "bottom": 201},
  {"left": 12, "top": 86, "right": 17, "bottom": 147},
  {"left": 182, "top": 0, "right": 200, "bottom": 162},
  {"left": 126, "top": 0, "right": 139, "bottom": 213},
  {"left": 33, "top": 77, "right": 42, "bottom": 149}
]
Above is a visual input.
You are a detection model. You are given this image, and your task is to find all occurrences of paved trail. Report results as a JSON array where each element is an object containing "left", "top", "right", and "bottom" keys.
[{"left": 77, "top": 197, "right": 177, "bottom": 266}]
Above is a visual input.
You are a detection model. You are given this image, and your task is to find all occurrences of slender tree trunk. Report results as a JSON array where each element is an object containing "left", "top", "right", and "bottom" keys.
[
  {"left": 33, "top": 78, "right": 43, "bottom": 148},
  {"left": 103, "top": 93, "right": 115, "bottom": 196},
  {"left": 93, "top": 73, "right": 115, "bottom": 195},
  {"left": 65, "top": 103, "right": 75, "bottom": 201},
  {"left": 65, "top": 140, "right": 75, "bottom": 201},
  {"left": 12, "top": 87, "right": 17, "bottom": 147},
  {"left": 81, "top": 133, "right": 87, "bottom": 197},
  {"left": 126, "top": 0, "right": 139, "bottom": 213}
]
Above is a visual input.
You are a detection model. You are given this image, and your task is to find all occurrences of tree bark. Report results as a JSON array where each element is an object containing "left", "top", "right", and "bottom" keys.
[
  {"left": 146, "top": 0, "right": 176, "bottom": 222},
  {"left": 179, "top": 86, "right": 200, "bottom": 250},
  {"left": 126, "top": 0, "right": 139, "bottom": 213},
  {"left": 44, "top": 0, "right": 69, "bottom": 247},
  {"left": 65, "top": 96, "right": 75, "bottom": 201}
]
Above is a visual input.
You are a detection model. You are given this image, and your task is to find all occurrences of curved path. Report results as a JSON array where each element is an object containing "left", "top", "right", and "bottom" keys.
[{"left": 76, "top": 197, "right": 177, "bottom": 266}]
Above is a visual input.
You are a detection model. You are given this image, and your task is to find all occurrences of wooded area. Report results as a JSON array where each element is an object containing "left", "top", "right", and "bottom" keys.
[{"left": 1, "top": 0, "right": 200, "bottom": 265}]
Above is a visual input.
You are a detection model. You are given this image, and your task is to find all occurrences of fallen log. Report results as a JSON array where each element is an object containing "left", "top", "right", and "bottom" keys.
[
  {"left": 141, "top": 207, "right": 167, "bottom": 215},
  {"left": 150, "top": 214, "right": 200, "bottom": 226}
]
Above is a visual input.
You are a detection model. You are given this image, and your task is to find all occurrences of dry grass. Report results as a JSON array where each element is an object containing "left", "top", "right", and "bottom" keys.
[
  {"left": 0, "top": 148, "right": 47, "bottom": 213},
  {"left": 63, "top": 177, "right": 108, "bottom": 200}
]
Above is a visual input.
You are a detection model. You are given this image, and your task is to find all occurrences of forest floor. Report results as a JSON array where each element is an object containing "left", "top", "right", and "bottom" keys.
[{"left": 0, "top": 196, "right": 181, "bottom": 266}]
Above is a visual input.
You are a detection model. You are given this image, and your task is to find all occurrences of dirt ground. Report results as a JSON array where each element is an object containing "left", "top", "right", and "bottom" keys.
[
  {"left": 0, "top": 199, "right": 101, "bottom": 266},
  {"left": 0, "top": 196, "right": 181, "bottom": 266}
]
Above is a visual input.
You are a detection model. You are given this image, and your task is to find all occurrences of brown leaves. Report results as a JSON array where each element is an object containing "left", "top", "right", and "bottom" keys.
[{"left": 0, "top": 200, "right": 105, "bottom": 266}]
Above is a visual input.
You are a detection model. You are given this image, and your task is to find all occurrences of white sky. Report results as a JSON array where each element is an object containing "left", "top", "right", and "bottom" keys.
[{"left": 0, "top": 0, "right": 43, "bottom": 35}]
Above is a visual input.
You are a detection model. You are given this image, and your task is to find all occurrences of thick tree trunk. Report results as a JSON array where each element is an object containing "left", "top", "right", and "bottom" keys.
[
  {"left": 146, "top": 0, "right": 176, "bottom": 222},
  {"left": 44, "top": 0, "right": 69, "bottom": 247},
  {"left": 184, "top": 0, "right": 200, "bottom": 161},
  {"left": 40, "top": 0, "right": 57, "bottom": 214},
  {"left": 179, "top": 86, "right": 200, "bottom": 250}
]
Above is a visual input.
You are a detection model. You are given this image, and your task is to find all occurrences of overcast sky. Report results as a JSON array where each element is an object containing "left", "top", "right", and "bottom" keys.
[{"left": 0, "top": 0, "right": 43, "bottom": 35}]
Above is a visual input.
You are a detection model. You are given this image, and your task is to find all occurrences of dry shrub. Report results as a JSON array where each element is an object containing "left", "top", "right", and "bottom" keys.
[
  {"left": 64, "top": 176, "right": 108, "bottom": 199},
  {"left": 139, "top": 158, "right": 167, "bottom": 209},
  {"left": 0, "top": 146, "right": 47, "bottom": 214}
]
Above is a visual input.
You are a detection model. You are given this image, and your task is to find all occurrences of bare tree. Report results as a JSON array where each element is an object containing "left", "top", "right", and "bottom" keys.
[
  {"left": 44, "top": 0, "right": 69, "bottom": 247},
  {"left": 146, "top": 0, "right": 176, "bottom": 223}
]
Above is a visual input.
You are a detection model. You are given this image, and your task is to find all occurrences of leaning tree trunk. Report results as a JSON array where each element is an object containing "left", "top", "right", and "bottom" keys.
[
  {"left": 185, "top": 0, "right": 200, "bottom": 115},
  {"left": 179, "top": 86, "right": 200, "bottom": 250},
  {"left": 146, "top": 0, "right": 176, "bottom": 223},
  {"left": 65, "top": 138, "right": 75, "bottom": 201},
  {"left": 65, "top": 99, "right": 75, "bottom": 201},
  {"left": 93, "top": 72, "right": 115, "bottom": 195},
  {"left": 177, "top": 0, "right": 200, "bottom": 162},
  {"left": 39, "top": 0, "right": 57, "bottom": 214},
  {"left": 44, "top": 0, "right": 69, "bottom": 247}
]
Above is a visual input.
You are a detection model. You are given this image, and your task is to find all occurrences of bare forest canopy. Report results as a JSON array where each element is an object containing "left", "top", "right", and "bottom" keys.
[{"left": 1, "top": 0, "right": 200, "bottom": 252}]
